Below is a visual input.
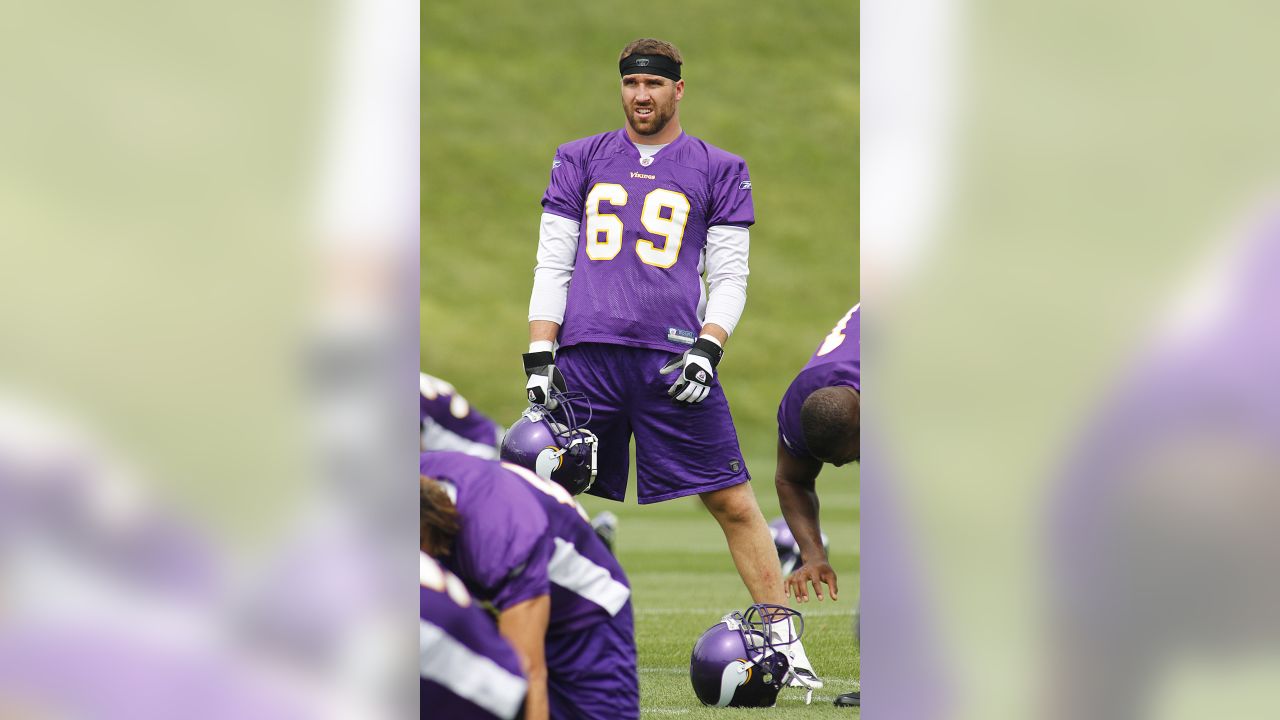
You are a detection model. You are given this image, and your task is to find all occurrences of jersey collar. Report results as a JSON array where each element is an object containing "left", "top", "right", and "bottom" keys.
[{"left": 616, "top": 128, "right": 688, "bottom": 164}]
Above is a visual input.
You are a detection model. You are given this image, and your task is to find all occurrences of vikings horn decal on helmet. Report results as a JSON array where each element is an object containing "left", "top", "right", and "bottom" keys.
[
  {"left": 500, "top": 390, "right": 599, "bottom": 495},
  {"left": 769, "top": 517, "right": 830, "bottom": 576},
  {"left": 690, "top": 604, "right": 806, "bottom": 707}
]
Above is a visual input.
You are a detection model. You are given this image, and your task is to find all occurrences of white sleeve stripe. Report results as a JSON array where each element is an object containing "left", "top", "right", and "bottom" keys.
[
  {"left": 548, "top": 537, "right": 631, "bottom": 616},
  {"left": 529, "top": 213, "right": 580, "bottom": 324},
  {"left": 420, "top": 620, "right": 528, "bottom": 720},
  {"left": 703, "top": 225, "right": 750, "bottom": 336}
]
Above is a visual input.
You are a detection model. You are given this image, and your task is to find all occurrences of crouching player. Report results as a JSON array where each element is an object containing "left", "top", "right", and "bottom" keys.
[
  {"left": 773, "top": 304, "right": 861, "bottom": 707},
  {"left": 421, "top": 372, "right": 505, "bottom": 457},
  {"left": 422, "top": 376, "right": 619, "bottom": 552},
  {"left": 420, "top": 451, "right": 638, "bottom": 720},
  {"left": 421, "top": 553, "right": 528, "bottom": 719}
]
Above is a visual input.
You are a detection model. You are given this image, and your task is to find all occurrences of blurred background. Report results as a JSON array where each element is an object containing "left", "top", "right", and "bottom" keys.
[{"left": 865, "top": 0, "right": 1280, "bottom": 718}]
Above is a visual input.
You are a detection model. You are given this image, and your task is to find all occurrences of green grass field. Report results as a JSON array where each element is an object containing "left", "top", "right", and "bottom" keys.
[{"left": 423, "top": 0, "right": 859, "bottom": 714}]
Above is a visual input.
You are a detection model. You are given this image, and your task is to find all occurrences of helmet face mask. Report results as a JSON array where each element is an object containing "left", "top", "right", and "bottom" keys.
[
  {"left": 500, "top": 391, "right": 599, "bottom": 495},
  {"left": 689, "top": 603, "right": 805, "bottom": 708}
]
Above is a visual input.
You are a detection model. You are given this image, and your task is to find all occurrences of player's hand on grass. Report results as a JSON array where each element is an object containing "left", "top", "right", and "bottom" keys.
[
  {"left": 786, "top": 561, "right": 839, "bottom": 603},
  {"left": 659, "top": 337, "right": 723, "bottom": 404},
  {"left": 523, "top": 350, "right": 566, "bottom": 409}
]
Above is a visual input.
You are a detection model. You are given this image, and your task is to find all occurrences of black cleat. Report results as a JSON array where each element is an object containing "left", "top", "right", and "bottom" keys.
[{"left": 834, "top": 691, "right": 860, "bottom": 707}]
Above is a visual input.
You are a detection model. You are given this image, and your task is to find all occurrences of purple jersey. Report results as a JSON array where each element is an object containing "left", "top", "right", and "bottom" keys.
[
  {"left": 778, "top": 305, "right": 862, "bottom": 459},
  {"left": 421, "top": 554, "right": 527, "bottom": 720},
  {"left": 420, "top": 373, "right": 503, "bottom": 457},
  {"left": 1041, "top": 206, "right": 1280, "bottom": 718},
  {"left": 542, "top": 129, "right": 754, "bottom": 352},
  {"left": 421, "top": 452, "right": 632, "bottom": 635}
]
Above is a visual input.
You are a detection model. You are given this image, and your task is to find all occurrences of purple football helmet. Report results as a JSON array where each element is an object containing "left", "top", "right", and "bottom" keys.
[
  {"left": 690, "top": 604, "right": 805, "bottom": 707},
  {"left": 499, "top": 390, "right": 598, "bottom": 495},
  {"left": 769, "top": 517, "right": 831, "bottom": 576}
]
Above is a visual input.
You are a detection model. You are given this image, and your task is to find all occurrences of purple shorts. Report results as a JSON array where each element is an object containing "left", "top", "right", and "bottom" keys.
[
  {"left": 546, "top": 602, "right": 639, "bottom": 720},
  {"left": 556, "top": 343, "right": 750, "bottom": 504}
]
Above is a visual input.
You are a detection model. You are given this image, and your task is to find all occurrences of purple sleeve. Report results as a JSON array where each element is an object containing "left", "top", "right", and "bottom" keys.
[
  {"left": 420, "top": 388, "right": 501, "bottom": 447},
  {"left": 491, "top": 531, "right": 552, "bottom": 611},
  {"left": 707, "top": 156, "right": 754, "bottom": 227},
  {"left": 777, "top": 381, "right": 812, "bottom": 460},
  {"left": 459, "top": 482, "right": 552, "bottom": 611},
  {"left": 540, "top": 146, "right": 585, "bottom": 221}
]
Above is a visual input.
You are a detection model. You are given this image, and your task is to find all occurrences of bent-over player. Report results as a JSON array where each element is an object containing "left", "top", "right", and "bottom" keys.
[
  {"left": 774, "top": 304, "right": 861, "bottom": 706},
  {"left": 421, "top": 452, "right": 637, "bottom": 720}
]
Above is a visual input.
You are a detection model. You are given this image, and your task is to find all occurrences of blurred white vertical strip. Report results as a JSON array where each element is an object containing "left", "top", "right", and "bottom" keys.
[
  {"left": 302, "top": 0, "right": 419, "bottom": 715},
  {"left": 860, "top": 0, "right": 960, "bottom": 299},
  {"left": 861, "top": 0, "right": 962, "bottom": 716},
  {"left": 316, "top": 0, "right": 419, "bottom": 248}
]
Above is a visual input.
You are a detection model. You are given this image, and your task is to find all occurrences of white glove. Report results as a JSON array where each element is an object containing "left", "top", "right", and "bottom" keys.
[
  {"left": 523, "top": 350, "right": 566, "bottom": 409},
  {"left": 659, "top": 336, "right": 723, "bottom": 404}
]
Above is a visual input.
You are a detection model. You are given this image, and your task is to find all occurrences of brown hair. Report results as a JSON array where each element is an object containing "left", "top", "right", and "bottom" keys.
[
  {"left": 421, "top": 475, "right": 460, "bottom": 556},
  {"left": 619, "top": 38, "right": 683, "bottom": 65}
]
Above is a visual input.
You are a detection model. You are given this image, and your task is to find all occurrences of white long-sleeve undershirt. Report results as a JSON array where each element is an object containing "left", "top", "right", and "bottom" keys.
[
  {"left": 527, "top": 212, "right": 750, "bottom": 336},
  {"left": 528, "top": 213, "right": 580, "bottom": 325},
  {"left": 701, "top": 224, "right": 750, "bottom": 336}
]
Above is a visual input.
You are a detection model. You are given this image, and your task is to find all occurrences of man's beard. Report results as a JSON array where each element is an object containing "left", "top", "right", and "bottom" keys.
[{"left": 627, "top": 103, "right": 674, "bottom": 137}]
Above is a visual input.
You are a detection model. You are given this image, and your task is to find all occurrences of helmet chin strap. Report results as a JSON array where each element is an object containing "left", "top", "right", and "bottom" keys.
[{"left": 780, "top": 667, "right": 815, "bottom": 705}]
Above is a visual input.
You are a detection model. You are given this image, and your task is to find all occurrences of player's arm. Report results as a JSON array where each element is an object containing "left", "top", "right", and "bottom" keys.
[
  {"left": 524, "top": 212, "right": 578, "bottom": 405},
  {"left": 703, "top": 148, "right": 752, "bottom": 342},
  {"left": 698, "top": 323, "right": 729, "bottom": 346},
  {"left": 702, "top": 224, "right": 749, "bottom": 341},
  {"left": 498, "top": 594, "right": 551, "bottom": 720},
  {"left": 774, "top": 437, "right": 838, "bottom": 602},
  {"left": 486, "top": 514, "right": 553, "bottom": 720},
  {"left": 529, "top": 320, "right": 560, "bottom": 345},
  {"left": 661, "top": 225, "right": 747, "bottom": 402}
]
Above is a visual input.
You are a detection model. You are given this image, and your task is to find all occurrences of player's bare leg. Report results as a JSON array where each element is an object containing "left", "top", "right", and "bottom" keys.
[
  {"left": 700, "top": 482, "right": 785, "bottom": 604},
  {"left": 700, "top": 482, "right": 823, "bottom": 688}
]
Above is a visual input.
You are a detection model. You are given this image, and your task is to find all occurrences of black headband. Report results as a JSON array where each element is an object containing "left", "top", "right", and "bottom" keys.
[{"left": 619, "top": 53, "right": 681, "bottom": 82}]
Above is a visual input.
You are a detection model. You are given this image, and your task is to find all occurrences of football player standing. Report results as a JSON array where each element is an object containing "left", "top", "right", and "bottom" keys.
[
  {"left": 773, "top": 304, "right": 861, "bottom": 707},
  {"left": 521, "top": 37, "right": 821, "bottom": 686}
]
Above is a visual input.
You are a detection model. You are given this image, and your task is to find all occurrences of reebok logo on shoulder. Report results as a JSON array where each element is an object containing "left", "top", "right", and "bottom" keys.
[
  {"left": 739, "top": 180, "right": 752, "bottom": 190},
  {"left": 551, "top": 158, "right": 562, "bottom": 169}
]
